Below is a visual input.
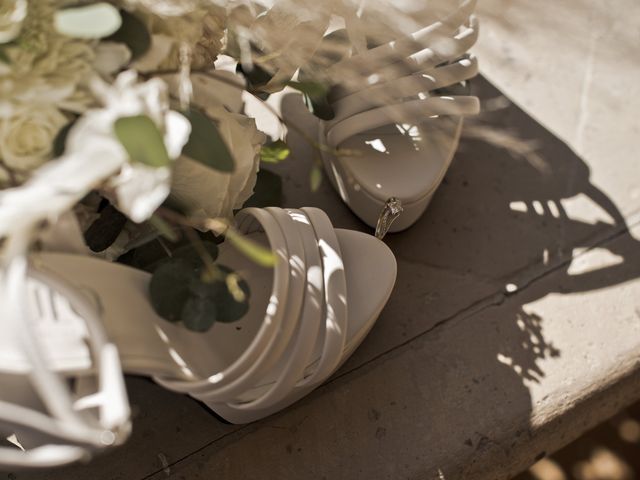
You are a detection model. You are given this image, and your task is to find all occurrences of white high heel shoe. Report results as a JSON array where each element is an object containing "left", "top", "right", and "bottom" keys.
[
  {"left": 0, "top": 236, "right": 131, "bottom": 469},
  {"left": 317, "top": 0, "right": 480, "bottom": 238},
  {"left": 33, "top": 207, "right": 397, "bottom": 424}
]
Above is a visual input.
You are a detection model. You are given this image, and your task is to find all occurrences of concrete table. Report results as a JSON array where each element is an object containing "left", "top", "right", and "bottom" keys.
[{"left": 6, "top": 2, "right": 640, "bottom": 478}]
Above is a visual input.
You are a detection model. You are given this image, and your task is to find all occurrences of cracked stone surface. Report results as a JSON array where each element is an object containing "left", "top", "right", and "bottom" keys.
[{"left": 7, "top": 4, "right": 640, "bottom": 479}]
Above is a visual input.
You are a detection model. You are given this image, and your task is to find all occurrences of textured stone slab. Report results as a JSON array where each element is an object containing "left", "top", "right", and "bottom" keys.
[
  {"left": 6, "top": 2, "right": 640, "bottom": 475},
  {"left": 142, "top": 223, "right": 640, "bottom": 480},
  {"left": 10, "top": 78, "right": 640, "bottom": 480},
  {"left": 474, "top": 0, "right": 640, "bottom": 218},
  {"left": 9, "top": 75, "right": 640, "bottom": 480}
]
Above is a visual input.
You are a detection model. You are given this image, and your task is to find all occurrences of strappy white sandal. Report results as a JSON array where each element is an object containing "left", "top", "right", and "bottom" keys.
[
  {"left": 0, "top": 233, "right": 131, "bottom": 469},
  {"left": 317, "top": 0, "right": 480, "bottom": 238},
  {"left": 33, "top": 207, "right": 396, "bottom": 424}
]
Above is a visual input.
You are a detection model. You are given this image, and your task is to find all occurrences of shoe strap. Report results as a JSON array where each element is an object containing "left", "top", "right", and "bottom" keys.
[
  {"left": 329, "top": 54, "right": 479, "bottom": 125},
  {"left": 0, "top": 239, "right": 130, "bottom": 468},
  {"left": 296, "top": 207, "right": 348, "bottom": 387},
  {"left": 327, "top": 0, "right": 477, "bottom": 83},
  {"left": 224, "top": 208, "right": 325, "bottom": 410},
  {"left": 190, "top": 207, "right": 307, "bottom": 403},
  {"left": 154, "top": 207, "right": 294, "bottom": 399},
  {"left": 326, "top": 94, "right": 480, "bottom": 148}
]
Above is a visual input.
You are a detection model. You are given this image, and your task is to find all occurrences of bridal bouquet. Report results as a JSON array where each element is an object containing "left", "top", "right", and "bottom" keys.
[
  {"left": 0, "top": 0, "right": 310, "bottom": 332},
  {"left": 0, "top": 0, "right": 451, "bottom": 332}
]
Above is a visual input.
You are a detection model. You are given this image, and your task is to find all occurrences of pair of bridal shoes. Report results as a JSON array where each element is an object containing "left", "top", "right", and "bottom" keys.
[{"left": 0, "top": 0, "right": 479, "bottom": 468}]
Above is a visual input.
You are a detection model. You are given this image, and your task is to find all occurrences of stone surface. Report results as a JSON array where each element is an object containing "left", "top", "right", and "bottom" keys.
[
  {"left": 143, "top": 226, "right": 640, "bottom": 480},
  {"left": 6, "top": 3, "right": 640, "bottom": 478},
  {"left": 474, "top": 0, "right": 640, "bottom": 218}
]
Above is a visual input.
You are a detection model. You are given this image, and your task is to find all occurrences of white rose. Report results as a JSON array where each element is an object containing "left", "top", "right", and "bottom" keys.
[
  {"left": 0, "top": 2, "right": 96, "bottom": 117},
  {"left": 0, "top": 0, "right": 27, "bottom": 44},
  {"left": 170, "top": 106, "right": 266, "bottom": 221},
  {"left": 0, "top": 106, "right": 67, "bottom": 172}
]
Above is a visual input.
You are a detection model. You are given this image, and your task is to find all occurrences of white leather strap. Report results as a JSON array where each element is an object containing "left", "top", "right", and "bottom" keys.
[
  {"left": 223, "top": 208, "right": 324, "bottom": 410},
  {"left": 0, "top": 442, "right": 87, "bottom": 469},
  {"left": 326, "top": 95, "right": 480, "bottom": 147},
  {"left": 0, "top": 232, "right": 131, "bottom": 469},
  {"left": 328, "top": 0, "right": 477, "bottom": 84},
  {"left": 296, "top": 207, "right": 348, "bottom": 387},
  {"left": 155, "top": 207, "right": 292, "bottom": 397},
  {"left": 330, "top": 55, "right": 479, "bottom": 123},
  {"left": 192, "top": 207, "right": 307, "bottom": 403}
]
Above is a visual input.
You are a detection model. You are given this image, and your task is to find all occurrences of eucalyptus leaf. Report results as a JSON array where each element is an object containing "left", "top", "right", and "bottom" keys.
[
  {"left": 54, "top": 3, "right": 122, "bottom": 39},
  {"left": 287, "top": 81, "right": 329, "bottom": 98},
  {"left": 149, "top": 255, "right": 250, "bottom": 332},
  {"left": 181, "top": 295, "right": 217, "bottom": 332},
  {"left": 237, "top": 62, "right": 273, "bottom": 100},
  {"left": 106, "top": 10, "right": 151, "bottom": 60},
  {"left": 114, "top": 115, "right": 170, "bottom": 168},
  {"left": 0, "top": 49, "right": 10, "bottom": 64},
  {"left": 212, "top": 265, "right": 250, "bottom": 323},
  {"left": 224, "top": 227, "right": 276, "bottom": 268},
  {"left": 310, "top": 164, "right": 323, "bottom": 192},
  {"left": 260, "top": 140, "right": 290, "bottom": 164},
  {"left": 53, "top": 121, "right": 75, "bottom": 157},
  {"left": 149, "top": 215, "right": 179, "bottom": 243},
  {"left": 289, "top": 81, "right": 335, "bottom": 121},
  {"left": 84, "top": 204, "right": 128, "bottom": 253},
  {"left": 182, "top": 109, "right": 235, "bottom": 173},
  {"left": 149, "top": 260, "right": 197, "bottom": 323},
  {"left": 302, "top": 92, "right": 335, "bottom": 121}
]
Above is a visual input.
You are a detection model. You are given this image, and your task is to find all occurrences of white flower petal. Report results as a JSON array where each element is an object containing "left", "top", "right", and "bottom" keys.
[
  {"left": 109, "top": 164, "right": 171, "bottom": 223},
  {"left": 63, "top": 72, "right": 191, "bottom": 223},
  {"left": 94, "top": 42, "right": 133, "bottom": 76},
  {"left": 164, "top": 111, "right": 192, "bottom": 159}
]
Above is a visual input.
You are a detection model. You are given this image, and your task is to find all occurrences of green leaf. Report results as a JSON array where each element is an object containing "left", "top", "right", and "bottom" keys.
[
  {"left": 106, "top": 10, "right": 151, "bottom": 60},
  {"left": 149, "top": 215, "right": 179, "bottom": 243},
  {"left": 243, "top": 169, "right": 282, "bottom": 208},
  {"left": 224, "top": 227, "right": 276, "bottom": 268},
  {"left": 287, "top": 81, "right": 328, "bottom": 98},
  {"left": 211, "top": 265, "right": 250, "bottom": 323},
  {"left": 260, "top": 140, "right": 290, "bottom": 164},
  {"left": 84, "top": 204, "right": 128, "bottom": 253},
  {"left": 149, "top": 260, "right": 197, "bottom": 323},
  {"left": 182, "top": 109, "right": 235, "bottom": 173},
  {"left": 181, "top": 295, "right": 217, "bottom": 332},
  {"left": 310, "top": 164, "right": 323, "bottom": 192},
  {"left": 289, "top": 81, "right": 335, "bottom": 121},
  {"left": 53, "top": 121, "right": 75, "bottom": 157},
  {"left": 54, "top": 3, "right": 122, "bottom": 39},
  {"left": 302, "top": 92, "right": 335, "bottom": 121},
  {"left": 172, "top": 242, "right": 219, "bottom": 267},
  {"left": 0, "top": 49, "right": 10, "bottom": 65},
  {"left": 114, "top": 115, "right": 170, "bottom": 168},
  {"left": 237, "top": 62, "right": 273, "bottom": 100},
  {"left": 149, "top": 256, "right": 250, "bottom": 331}
]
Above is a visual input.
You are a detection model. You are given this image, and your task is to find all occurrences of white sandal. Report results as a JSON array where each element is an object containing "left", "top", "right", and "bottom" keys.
[
  {"left": 32, "top": 207, "right": 396, "bottom": 424},
  {"left": 316, "top": 0, "right": 480, "bottom": 238},
  {"left": 0, "top": 234, "right": 131, "bottom": 469}
]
